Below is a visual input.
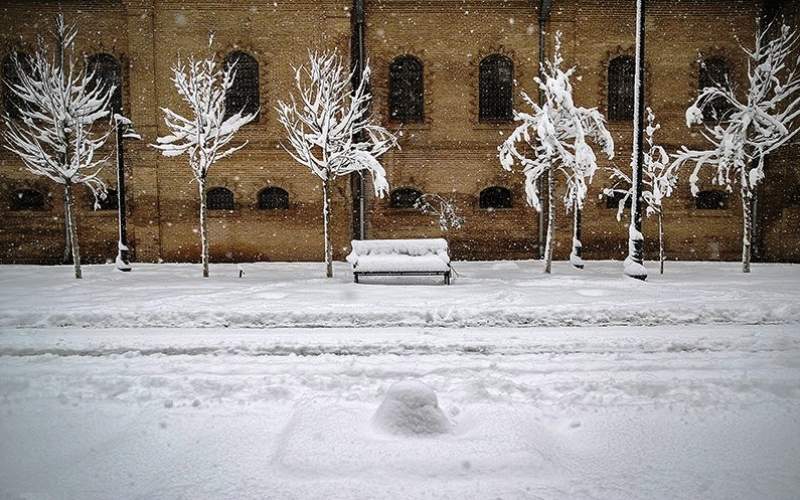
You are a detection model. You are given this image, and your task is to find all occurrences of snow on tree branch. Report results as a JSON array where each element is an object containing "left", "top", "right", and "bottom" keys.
[
  {"left": 604, "top": 108, "right": 678, "bottom": 221},
  {"left": 2, "top": 14, "right": 115, "bottom": 202},
  {"left": 276, "top": 49, "right": 397, "bottom": 197},
  {"left": 672, "top": 22, "right": 800, "bottom": 272},
  {"left": 152, "top": 45, "right": 258, "bottom": 182},
  {"left": 414, "top": 193, "right": 464, "bottom": 231}
]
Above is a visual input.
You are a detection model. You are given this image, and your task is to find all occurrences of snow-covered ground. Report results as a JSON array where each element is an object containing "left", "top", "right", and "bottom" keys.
[
  {"left": 0, "top": 260, "right": 798, "bottom": 328},
  {"left": 1, "top": 325, "right": 798, "bottom": 499},
  {"left": 1, "top": 261, "right": 798, "bottom": 499}
]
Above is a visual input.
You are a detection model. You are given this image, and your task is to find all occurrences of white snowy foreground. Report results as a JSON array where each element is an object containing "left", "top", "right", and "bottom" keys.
[
  {"left": 0, "top": 260, "right": 799, "bottom": 328},
  {"left": 0, "top": 261, "right": 798, "bottom": 499},
  {"left": 0, "top": 325, "right": 798, "bottom": 499}
]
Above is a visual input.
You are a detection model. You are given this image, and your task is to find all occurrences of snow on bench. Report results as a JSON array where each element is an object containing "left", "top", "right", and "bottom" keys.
[{"left": 346, "top": 239, "right": 452, "bottom": 285}]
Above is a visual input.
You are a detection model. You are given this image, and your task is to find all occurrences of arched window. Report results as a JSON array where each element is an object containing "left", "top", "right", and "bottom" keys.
[
  {"left": 2, "top": 51, "right": 32, "bottom": 120},
  {"left": 224, "top": 51, "right": 259, "bottom": 121},
  {"left": 389, "top": 55, "right": 424, "bottom": 123},
  {"left": 479, "top": 54, "right": 513, "bottom": 123},
  {"left": 87, "top": 53, "right": 123, "bottom": 113},
  {"left": 605, "top": 191, "right": 632, "bottom": 210},
  {"left": 695, "top": 190, "right": 728, "bottom": 210},
  {"left": 390, "top": 187, "right": 422, "bottom": 209},
  {"left": 94, "top": 189, "right": 118, "bottom": 210},
  {"left": 479, "top": 186, "right": 512, "bottom": 209},
  {"left": 11, "top": 188, "right": 45, "bottom": 211},
  {"left": 207, "top": 187, "right": 234, "bottom": 210},
  {"left": 699, "top": 57, "right": 732, "bottom": 121},
  {"left": 608, "top": 55, "right": 635, "bottom": 121},
  {"left": 258, "top": 187, "right": 289, "bottom": 210}
]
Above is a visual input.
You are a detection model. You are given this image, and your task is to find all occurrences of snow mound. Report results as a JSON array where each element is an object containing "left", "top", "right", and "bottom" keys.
[{"left": 372, "top": 381, "right": 451, "bottom": 436}]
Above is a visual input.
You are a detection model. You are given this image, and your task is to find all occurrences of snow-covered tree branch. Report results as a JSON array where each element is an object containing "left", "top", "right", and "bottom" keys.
[
  {"left": 2, "top": 14, "right": 117, "bottom": 279},
  {"left": 605, "top": 108, "right": 679, "bottom": 273},
  {"left": 277, "top": 49, "right": 398, "bottom": 278},
  {"left": 152, "top": 35, "right": 258, "bottom": 278},
  {"left": 414, "top": 193, "right": 464, "bottom": 232},
  {"left": 498, "top": 32, "right": 614, "bottom": 273},
  {"left": 672, "top": 22, "right": 800, "bottom": 273}
]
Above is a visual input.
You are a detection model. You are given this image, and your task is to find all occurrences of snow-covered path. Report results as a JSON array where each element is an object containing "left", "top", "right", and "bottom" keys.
[
  {"left": 2, "top": 325, "right": 798, "bottom": 499},
  {"left": 1, "top": 261, "right": 799, "bottom": 328}
]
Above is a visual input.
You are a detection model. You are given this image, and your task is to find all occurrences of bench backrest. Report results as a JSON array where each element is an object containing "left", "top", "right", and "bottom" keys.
[{"left": 347, "top": 238, "right": 450, "bottom": 265}]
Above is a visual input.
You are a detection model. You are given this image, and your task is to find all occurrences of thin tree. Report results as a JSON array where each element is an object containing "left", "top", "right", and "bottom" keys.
[
  {"left": 152, "top": 36, "right": 258, "bottom": 278},
  {"left": 414, "top": 193, "right": 464, "bottom": 232},
  {"left": 672, "top": 22, "right": 800, "bottom": 273},
  {"left": 3, "top": 15, "right": 117, "bottom": 279},
  {"left": 277, "top": 49, "right": 398, "bottom": 278},
  {"left": 604, "top": 108, "right": 679, "bottom": 274},
  {"left": 499, "top": 32, "right": 614, "bottom": 273}
]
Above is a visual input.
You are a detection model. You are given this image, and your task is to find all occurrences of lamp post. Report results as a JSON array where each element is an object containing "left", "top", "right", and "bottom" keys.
[
  {"left": 112, "top": 113, "right": 140, "bottom": 271},
  {"left": 624, "top": 0, "right": 648, "bottom": 280}
]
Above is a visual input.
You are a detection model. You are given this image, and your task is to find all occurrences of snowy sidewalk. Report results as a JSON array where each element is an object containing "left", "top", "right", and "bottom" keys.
[
  {"left": 1, "top": 325, "right": 798, "bottom": 499},
  {"left": 0, "top": 260, "right": 798, "bottom": 329}
]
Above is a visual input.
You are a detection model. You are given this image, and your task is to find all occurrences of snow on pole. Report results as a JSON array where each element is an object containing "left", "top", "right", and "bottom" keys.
[{"left": 624, "top": 0, "right": 648, "bottom": 281}]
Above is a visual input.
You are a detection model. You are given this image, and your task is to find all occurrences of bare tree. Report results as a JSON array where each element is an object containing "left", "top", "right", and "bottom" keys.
[
  {"left": 153, "top": 36, "right": 258, "bottom": 278},
  {"left": 3, "top": 15, "right": 117, "bottom": 279},
  {"left": 499, "top": 32, "right": 614, "bottom": 273},
  {"left": 277, "top": 49, "right": 398, "bottom": 278},
  {"left": 673, "top": 22, "right": 800, "bottom": 273}
]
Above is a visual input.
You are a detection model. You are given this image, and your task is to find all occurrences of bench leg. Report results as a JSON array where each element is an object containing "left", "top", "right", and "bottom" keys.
[
  {"left": 444, "top": 272, "right": 451, "bottom": 285},
  {"left": 354, "top": 273, "right": 359, "bottom": 284}
]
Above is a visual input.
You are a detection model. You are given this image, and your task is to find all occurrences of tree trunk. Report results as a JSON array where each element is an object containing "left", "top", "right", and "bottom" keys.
[
  {"left": 323, "top": 178, "right": 333, "bottom": 278},
  {"left": 62, "top": 195, "right": 72, "bottom": 264},
  {"left": 543, "top": 169, "right": 556, "bottom": 274},
  {"left": 198, "top": 179, "right": 210, "bottom": 278},
  {"left": 658, "top": 211, "right": 665, "bottom": 275},
  {"left": 570, "top": 199, "right": 584, "bottom": 269},
  {"left": 741, "top": 183, "right": 753, "bottom": 274},
  {"left": 63, "top": 183, "right": 81, "bottom": 279}
]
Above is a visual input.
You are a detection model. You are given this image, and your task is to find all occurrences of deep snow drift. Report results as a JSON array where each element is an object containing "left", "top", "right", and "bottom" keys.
[
  {"left": 0, "top": 325, "right": 798, "bottom": 499},
  {"left": 0, "top": 260, "right": 798, "bottom": 328}
]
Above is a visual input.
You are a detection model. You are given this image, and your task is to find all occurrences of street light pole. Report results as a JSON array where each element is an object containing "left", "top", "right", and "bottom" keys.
[
  {"left": 113, "top": 114, "right": 140, "bottom": 271},
  {"left": 624, "top": 0, "right": 648, "bottom": 280}
]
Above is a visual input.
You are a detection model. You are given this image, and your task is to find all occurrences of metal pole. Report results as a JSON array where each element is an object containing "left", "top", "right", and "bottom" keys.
[
  {"left": 624, "top": 0, "right": 647, "bottom": 280},
  {"left": 114, "top": 118, "right": 131, "bottom": 271},
  {"left": 350, "top": 0, "right": 366, "bottom": 240}
]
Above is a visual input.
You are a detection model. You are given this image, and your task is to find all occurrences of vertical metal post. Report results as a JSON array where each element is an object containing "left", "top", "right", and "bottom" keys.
[
  {"left": 114, "top": 119, "right": 131, "bottom": 271},
  {"left": 624, "top": 0, "right": 647, "bottom": 280},
  {"left": 350, "top": 0, "right": 367, "bottom": 240}
]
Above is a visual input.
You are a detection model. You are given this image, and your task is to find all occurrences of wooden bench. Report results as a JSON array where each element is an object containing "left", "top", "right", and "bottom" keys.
[{"left": 346, "top": 238, "right": 452, "bottom": 285}]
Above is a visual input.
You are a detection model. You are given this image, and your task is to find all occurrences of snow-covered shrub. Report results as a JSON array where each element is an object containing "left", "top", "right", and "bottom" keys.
[
  {"left": 2, "top": 15, "right": 120, "bottom": 279},
  {"left": 499, "top": 32, "right": 614, "bottom": 273},
  {"left": 277, "top": 50, "right": 398, "bottom": 278},
  {"left": 152, "top": 35, "right": 257, "bottom": 278},
  {"left": 414, "top": 193, "right": 464, "bottom": 231},
  {"left": 672, "top": 22, "right": 800, "bottom": 273},
  {"left": 372, "top": 380, "right": 451, "bottom": 436}
]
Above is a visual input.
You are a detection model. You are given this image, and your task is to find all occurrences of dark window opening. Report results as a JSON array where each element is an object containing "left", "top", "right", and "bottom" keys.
[
  {"left": 699, "top": 57, "right": 733, "bottom": 121},
  {"left": 12, "top": 188, "right": 45, "bottom": 211},
  {"left": 87, "top": 53, "right": 123, "bottom": 114},
  {"left": 207, "top": 187, "right": 234, "bottom": 210},
  {"left": 3, "top": 51, "right": 33, "bottom": 120},
  {"left": 608, "top": 55, "right": 635, "bottom": 121},
  {"left": 390, "top": 188, "right": 422, "bottom": 209},
  {"left": 95, "top": 189, "right": 118, "bottom": 210},
  {"left": 695, "top": 190, "right": 729, "bottom": 210},
  {"left": 258, "top": 187, "right": 289, "bottom": 210},
  {"left": 389, "top": 55, "right": 424, "bottom": 123},
  {"left": 224, "top": 51, "right": 260, "bottom": 121},
  {"left": 605, "top": 191, "right": 632, "bottom": 210},
  {"left": 480, "top": 186, "right": 512, "bottom": 209},
  {"left": 479, "top": 54, "right": 513, "bottom": 123}
]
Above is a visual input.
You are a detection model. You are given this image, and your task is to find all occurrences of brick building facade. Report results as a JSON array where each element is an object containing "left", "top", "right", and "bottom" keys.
[{"left": 0, "top": 0, "right": 798, "bottom": 264}]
